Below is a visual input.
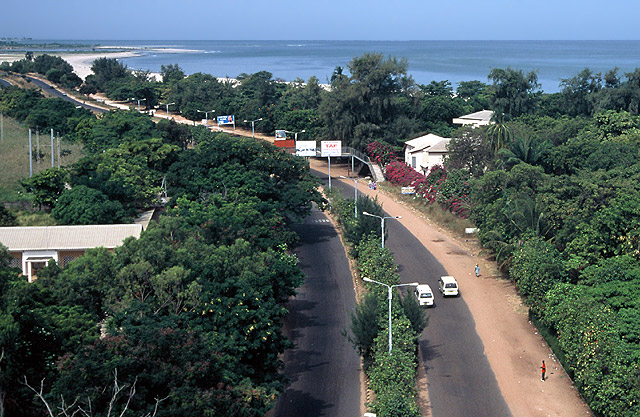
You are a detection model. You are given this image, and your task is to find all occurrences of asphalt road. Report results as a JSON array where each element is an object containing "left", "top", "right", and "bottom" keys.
[
  {"left": 22, "top": 75, "right": 107, "bottom": 113},
  {"left": 317, "top": 163, "right": 512, "bottom": 417},
  {"left": 0, "top": 78, "right": 11, "bottom": 88},
  {"left": 272, "top": 208, "right": 362, "bottom": 417}
]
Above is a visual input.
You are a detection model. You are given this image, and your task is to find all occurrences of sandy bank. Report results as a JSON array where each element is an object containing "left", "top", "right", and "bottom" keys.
[{"left": 0, "top": 51, "right": 154, "bottom": 80}]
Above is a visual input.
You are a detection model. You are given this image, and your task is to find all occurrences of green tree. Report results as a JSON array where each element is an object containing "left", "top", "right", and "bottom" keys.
[
  {"left": 20, "top": 167, "right": 68, "bottom": 210},
  {"left": 445, "top": 127, "right": 495, "bottom": 176},
  {"left": 400, "top": 291, "right": 428, "bottom": 335},
  {"left": 347, "top": 292, "right": 381, "bottom": 361},
  {"left": 560, "top": 68, "right": 601, "bottom": 116},
  {"left": 498, "top": 135, "right": 551, "bottom": 169},
  {"left": 510, "top": 235, "right": 565, "bottom": 311},
  {"left": 320, "top": 53, "right": 414, "bottom": 147},
  {"left": 456, "top": 80, "right": 491, "bottom": 110},
  {"left": 486, "top": 112, "right": 512, "bottom": 152},
  {"left": 51, "top": 185, "right": 127, "bottom": 225},
  {"left": 488, "top": 67, "right": 540, "bottom": 119},
  {"left": 89, "top": 57, "right": 129, "bottom": 91},
  {"left": 161, "top": 63, "right": 185, "bottom": 84},
  {"left": 0, "top": 206, "right": 17, "bottom": 226}
]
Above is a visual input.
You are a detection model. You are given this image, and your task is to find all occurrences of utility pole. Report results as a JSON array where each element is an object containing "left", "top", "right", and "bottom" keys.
[
  {"left": 51, "top": 129, "right": 54, "bottom": 168},
  {"left": 28, "top": 129, "right": 33, "bottom": 177},
  {"left": 36, "top": 129, "right": 40, "bottom": 172},
  {"left": 56, "top": 133, "right": 60, "bottom": 167}
]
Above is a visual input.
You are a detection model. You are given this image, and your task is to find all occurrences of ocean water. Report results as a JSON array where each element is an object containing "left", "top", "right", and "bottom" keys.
[{"left": 13, "top": 40, "right": 640, "bottom": 93}]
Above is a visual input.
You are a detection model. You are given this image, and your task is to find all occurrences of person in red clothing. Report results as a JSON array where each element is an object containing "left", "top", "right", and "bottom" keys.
[{"left": 541, "top": 360, "right": 546, "bottom": 381}]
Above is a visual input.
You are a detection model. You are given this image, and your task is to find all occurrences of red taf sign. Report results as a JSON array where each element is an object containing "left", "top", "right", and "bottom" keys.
[{"left": 321, "top": 140, "right": 342, "bottom": 157}]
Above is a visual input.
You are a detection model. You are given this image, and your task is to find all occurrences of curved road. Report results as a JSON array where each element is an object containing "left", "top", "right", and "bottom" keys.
[
  {"left": 272, "top": 207, "right": 362, "bottom": 417},
  {"left": 22, "top": 75, "right": 107, "bottom": 113},
  {"left": 316, "top": 163, "right": 512, "bottom": 417}
]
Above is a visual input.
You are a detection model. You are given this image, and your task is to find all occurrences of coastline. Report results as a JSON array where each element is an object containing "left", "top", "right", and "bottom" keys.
[{"left": 0, "top": 50, "right": 145, "bottom": 80}]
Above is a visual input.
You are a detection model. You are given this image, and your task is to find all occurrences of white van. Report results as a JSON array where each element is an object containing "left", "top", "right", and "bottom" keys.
[
  {"left": 414, "top": 284, "right": 434, "bottom": 307},
  {"left": 438, "top": 276, "right": 459, "bottom": 297}
]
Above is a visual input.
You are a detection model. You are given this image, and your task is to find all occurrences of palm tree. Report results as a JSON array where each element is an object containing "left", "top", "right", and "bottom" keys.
[
  {"left": 486, "top": 112, "right": 512, "bottom": 153},
  {"left": 498, "top": 135, "right": 551, "bottom": 169},
  {"left": 506, "top": 196, "right": 553, "bottom": 239}
]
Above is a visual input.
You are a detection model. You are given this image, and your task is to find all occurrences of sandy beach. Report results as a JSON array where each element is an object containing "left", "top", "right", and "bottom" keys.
[{"left": 0, "top": 50, "right": 145, "bottom": 80}]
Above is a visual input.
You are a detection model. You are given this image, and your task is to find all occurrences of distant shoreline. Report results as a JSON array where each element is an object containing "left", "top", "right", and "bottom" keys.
[{"left": 0, "top": 50, "right": 146, "bottom": 80}]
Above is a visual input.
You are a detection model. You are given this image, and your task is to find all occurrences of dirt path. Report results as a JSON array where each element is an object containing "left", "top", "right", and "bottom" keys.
[{"left": 311, "top": 158, "right": 593, "bottom": 417}]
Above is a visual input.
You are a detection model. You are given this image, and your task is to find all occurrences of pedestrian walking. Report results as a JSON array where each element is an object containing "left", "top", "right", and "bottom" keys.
[
  {"left": 541, "top": 360, "right": 546, "bottom": 381},
  {"left": 475, "top": 263, "right": 480, "bottom": 277}
]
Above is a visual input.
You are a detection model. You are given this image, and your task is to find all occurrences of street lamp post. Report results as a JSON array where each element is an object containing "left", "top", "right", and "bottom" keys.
[
  {"left": 339, "top": 176, "right": 369, "bottom": 218},
  {"left": 243, "top": 118, "right": 263, "bottom": 138},
  {"left": 362, "top": 211, "right": 402, "bottom": 249},
  {"left": 362, "top": 277, "right": 419, "bottom": 354},
  {"left": 197, "top": 109, "right": 215, "bottom": 127},
  {"left": 160, "top": 102, "right": 175, "bottom": 118},
  {"left": 129, "top": 97, "right": 147, "bottom": 111},
  {"left": 285, "top": 129, "right": 306, "bottom": 145}
]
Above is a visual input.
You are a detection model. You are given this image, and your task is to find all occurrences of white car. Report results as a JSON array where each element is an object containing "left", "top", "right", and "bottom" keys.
[
  {"left": 414, "top": 284, "right": 434, "bottom": 307},
  {"left": 438, "top": 275, "right": 459, "bottom": 297}
]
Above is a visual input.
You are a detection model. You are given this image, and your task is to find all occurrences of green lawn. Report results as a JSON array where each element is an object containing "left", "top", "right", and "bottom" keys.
[{"left": 0, "top": 114, "right": 84, "bottom": 203}]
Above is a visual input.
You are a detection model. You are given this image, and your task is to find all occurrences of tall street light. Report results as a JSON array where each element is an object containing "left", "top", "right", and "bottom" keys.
[
  {"left": 160, "top": 102, "right": 175, "bottom": 118},
  {"left": 285, "top": 129, "right": 306, "bottom": 144},
  {"left": 243, "top": 118, "right": 263, "bottom": 138},
  {"left": 129, "top": 97, "right": 146, "bottom": 111},
  {"left": 197, "top": 109, "right": 215, "bottom": 127},
  {"left": 340, "top": 176, "right": 369, "bottom": 218},
  {"left": 362, "top": 211, "right": 402, "bottom": 249},
  {"left": 362, "top": 277, "right": 419, "bottom": 354}
]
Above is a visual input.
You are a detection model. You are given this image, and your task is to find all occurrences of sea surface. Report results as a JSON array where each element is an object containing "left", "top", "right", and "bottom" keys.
[{"left": 10, "top": 40, "right": 640, "bottom": 93}]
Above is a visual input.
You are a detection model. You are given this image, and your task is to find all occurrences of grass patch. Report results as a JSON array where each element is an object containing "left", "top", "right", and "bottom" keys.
[
  {"left": 0, "top": 114, "right": 83, "bottom": 202},
  {"left": 15, "top": 211, "right": 55, "bottom": 226},
  {"left": 378, "top": 181, "right": 474, "bottom": 238}
]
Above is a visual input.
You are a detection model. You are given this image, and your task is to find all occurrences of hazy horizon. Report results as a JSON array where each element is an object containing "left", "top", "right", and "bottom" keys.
[{"left": 1, "top": 0, "right": 638, "bottom": 41}]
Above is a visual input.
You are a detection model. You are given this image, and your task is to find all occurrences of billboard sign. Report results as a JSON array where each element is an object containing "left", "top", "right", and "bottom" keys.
[
  {"left": 296, "top": 141, "right": 317, "bottom": 157},
  {"left": 321, "top": 140, "right": 342, "bottom": 157},
  {"left": 275, "top": 130, "right": 287, "bottom": 140},
  {"left": 217, "top": 115, "right": 235, "bottom": 125}
]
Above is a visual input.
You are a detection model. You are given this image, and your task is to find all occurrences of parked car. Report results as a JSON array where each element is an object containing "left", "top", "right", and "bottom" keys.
[
  {"left": 438, "top": 275, "right": 459, "bottom": 297},
  {"left": 414, "top": 284, "right": 434, "bottom": 307}
]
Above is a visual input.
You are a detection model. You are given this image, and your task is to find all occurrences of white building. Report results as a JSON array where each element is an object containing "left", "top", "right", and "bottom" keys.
[
  {"left": 452, "top": 110, "right": 495, "bottom": 128},
  {"left": 403, "top": 133, "right": 451, "bottom": 175},
  {"left": 0, "top": 224, "right": 143, "bottom": 282}
]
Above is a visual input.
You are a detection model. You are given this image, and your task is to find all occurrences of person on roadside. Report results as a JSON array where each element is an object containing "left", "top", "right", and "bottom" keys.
[
  {"left": 475, "top": 263, "right": 480, "bottom": 277},
  {"left": 541, "top": 360, "right": 546, "bottom": 381}
]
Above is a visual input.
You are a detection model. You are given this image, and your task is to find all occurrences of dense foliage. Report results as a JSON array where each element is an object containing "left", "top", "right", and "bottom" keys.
[
  {"left": 0, "top": 53, "right": 82, "bottom": 89},
  {"left": 448, "top": 85, "right": 640, "bottom": 417},
  {"left": 331, "top": 192, "right": 425, "bottom": 416},
  {"left": 0, "top": 128, "right": 323, "bottom": 415},
  {"left": 6, "top": 51, "right": 640, "bottom": 416}
]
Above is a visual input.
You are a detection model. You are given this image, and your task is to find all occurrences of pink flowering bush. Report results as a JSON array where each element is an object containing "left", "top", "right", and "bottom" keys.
[
  {"left": 365, "top": 141, "right": 397, "bottom": 166},
  {"left": 384, "top": 162, "right": 470, "bottom": 218}
]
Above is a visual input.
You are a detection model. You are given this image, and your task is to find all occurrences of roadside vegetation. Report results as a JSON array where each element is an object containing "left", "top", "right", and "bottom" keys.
[
  {"left": 0, "top": 126, "right": 324, "bottom": 416},
  {"left": 330, "top": 190, "right": 427, "bottom": 416},
  {"left": 2, "top": 52, "right": 640, "bottom": 416}
]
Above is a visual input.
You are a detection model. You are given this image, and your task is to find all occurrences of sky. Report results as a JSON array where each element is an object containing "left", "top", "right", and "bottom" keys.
[{"left": 1, "top": 0, "right": 638, "bottom": 41}]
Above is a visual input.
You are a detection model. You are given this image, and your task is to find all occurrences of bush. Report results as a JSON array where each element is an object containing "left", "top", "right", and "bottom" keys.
[
  {"left": 509, "top": 235, "right": 565, "bottom": 312},
  {"left": 365, "top": 141, "right": 398, "bottom": 166},
  {"left": 51, "top": 185, "right": 127, "bottom": 225}
]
